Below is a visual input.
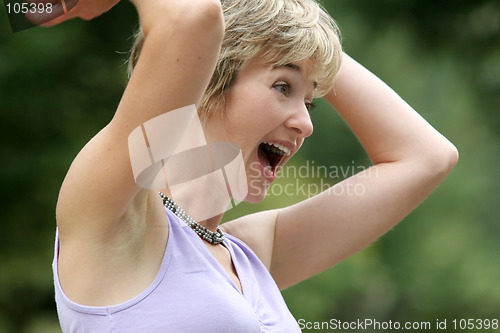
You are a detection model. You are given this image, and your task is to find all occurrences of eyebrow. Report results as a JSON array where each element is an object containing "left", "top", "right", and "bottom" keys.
[{"left": 273, "top": 63, "right": 318, "bottom": 89}]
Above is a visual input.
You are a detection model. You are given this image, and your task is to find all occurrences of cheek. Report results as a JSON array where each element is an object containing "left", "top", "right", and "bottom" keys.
[
  {"left": 224, "top": 96, "right": 273, "bottom": 143},
  {"left": 296, "top": 138, "right": 305, "bottom": 150},
  {"left": 225, "top": 93, "right": 258, "bottom": 130}
]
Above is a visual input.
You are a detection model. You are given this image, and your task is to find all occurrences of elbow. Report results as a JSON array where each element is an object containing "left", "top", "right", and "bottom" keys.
[
  {"left": 425, "top": 140, "right": 459, "bottom": 179},
  {"left": 446, "top": 143, "right": 459, "bottom": 172},
  {"left": 439, "top": 141, "right": 459, "bottom": 174},
  {"left": 181, "top": 0, "right": 225, "bottom": 37},
  {"left": 144, "top": 0, "right": 224, "bottom": 40},
  {"left": 203, "top": 0, "right": 224, "bottom": 22}
]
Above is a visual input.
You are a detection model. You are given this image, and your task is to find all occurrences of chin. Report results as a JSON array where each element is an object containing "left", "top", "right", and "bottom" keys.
[{"left": 243, "top": 185, "right": 269, "bottom": 203}]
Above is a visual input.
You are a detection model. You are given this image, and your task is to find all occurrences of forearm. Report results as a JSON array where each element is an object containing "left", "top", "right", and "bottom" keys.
[{"left": 325, "top": 53, "right": 458, "bottom": 170}]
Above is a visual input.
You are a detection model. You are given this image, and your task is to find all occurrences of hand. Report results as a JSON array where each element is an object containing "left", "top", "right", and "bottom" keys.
[{"left": 26, "top": 0, "right": 121, "bottom": 27}]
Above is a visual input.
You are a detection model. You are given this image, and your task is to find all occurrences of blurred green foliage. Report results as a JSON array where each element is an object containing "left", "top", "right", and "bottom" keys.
[{"left": 1, "top": 0, "right": 499, "bottom": 332}]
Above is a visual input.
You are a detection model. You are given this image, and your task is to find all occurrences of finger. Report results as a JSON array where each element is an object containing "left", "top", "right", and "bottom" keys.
[
  {"left": 63, "top": 0, "right": 80, "bottom": 13},
  {"left": 26, "top": 0, "right": 61, "bottom": 5},
  {"left": 39, "top": 14, "right": 74, "bottom": 27},
  {"left": 40, "top": 0, "right": 81, "bottom": 26},
  {"left": 24, "top": 1, "right": 70, "bottom": 26}
]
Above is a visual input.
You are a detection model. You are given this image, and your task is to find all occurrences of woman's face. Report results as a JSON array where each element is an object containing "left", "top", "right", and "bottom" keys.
[{"left": 205, "top": 59, "right": 316, "bottom": 202}]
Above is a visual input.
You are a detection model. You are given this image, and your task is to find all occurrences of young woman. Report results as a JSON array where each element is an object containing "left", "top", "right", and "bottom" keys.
[{"left": 46, "top": 0, "right": 458, "bottom": 331}]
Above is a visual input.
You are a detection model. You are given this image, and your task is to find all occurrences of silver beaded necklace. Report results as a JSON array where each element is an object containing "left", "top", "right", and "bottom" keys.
[{"left": 159, "top": 192, "right": 225, "bottom": 245}]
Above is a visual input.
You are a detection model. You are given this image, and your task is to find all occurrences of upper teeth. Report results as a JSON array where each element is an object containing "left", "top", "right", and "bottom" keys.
[{"left": 262, "top": 141, "right": 291, "bottom": 157}]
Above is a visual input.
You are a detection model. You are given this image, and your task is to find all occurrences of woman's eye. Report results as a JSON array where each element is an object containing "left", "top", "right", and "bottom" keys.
[
  {"left": 305, "top": 101, "right": 316, "bottom": 112},
  {"left": 274, "top": 83, "right": 290, "bottom": 96}
]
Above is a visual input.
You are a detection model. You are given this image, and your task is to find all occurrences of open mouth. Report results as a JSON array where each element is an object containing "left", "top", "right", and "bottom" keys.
[{"left": 257, "top": 141, "right": 291, "bottom": 177}]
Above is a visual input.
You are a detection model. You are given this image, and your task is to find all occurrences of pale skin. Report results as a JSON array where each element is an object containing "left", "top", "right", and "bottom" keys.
[{"left": 48, "top": 0, "right": 458, "bottom": 306}]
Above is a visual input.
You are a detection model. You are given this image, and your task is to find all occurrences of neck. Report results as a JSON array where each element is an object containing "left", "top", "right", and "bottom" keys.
[
  {"left": 157, "top": 138, "right": 245, "bottom": 234},
  {"left": 159, "top": 185, "right": 229, "bottom": 233},
  {"left": 201, "top": 214, "right": 224, "bottom": 233}
]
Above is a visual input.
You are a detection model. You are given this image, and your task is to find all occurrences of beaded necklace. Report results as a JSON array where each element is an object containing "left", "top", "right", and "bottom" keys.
[{"left": 159, "top": 192, "right": 225, "bottom": 245}]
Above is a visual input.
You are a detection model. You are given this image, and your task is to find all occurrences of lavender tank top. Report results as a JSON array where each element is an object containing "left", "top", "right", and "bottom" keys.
[{"left": 53, "top": 206, "right": 302, "bottom": 332}]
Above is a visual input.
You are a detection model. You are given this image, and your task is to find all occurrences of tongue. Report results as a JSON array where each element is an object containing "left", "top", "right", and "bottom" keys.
[{"left": 258, "top": 146, "right": 271, "bottom": 169}]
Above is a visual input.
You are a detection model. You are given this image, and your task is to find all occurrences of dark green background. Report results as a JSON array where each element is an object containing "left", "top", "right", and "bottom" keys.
[{"left": 1, "top": 0, "right": 499, "bottom": 331}]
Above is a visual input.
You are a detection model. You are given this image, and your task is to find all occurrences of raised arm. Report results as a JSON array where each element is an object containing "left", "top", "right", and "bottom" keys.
[
  {"left": 268, "top": 53, "right": 458, "bottom": 289},
  {"left": 325, "top": 53, "right": 458, "bottom": 171},
  {"left": 56, "top": 0, "right": 224, "bottom": 242}
]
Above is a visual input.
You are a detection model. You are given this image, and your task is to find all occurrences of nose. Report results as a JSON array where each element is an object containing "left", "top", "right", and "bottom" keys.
[{"left": 285, "top": 103, "right": 314, "bottom": 138}]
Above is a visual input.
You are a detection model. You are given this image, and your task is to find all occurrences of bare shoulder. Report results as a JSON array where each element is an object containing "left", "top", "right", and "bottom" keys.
[{"left": 221, "top": 209, "right": 279, "bottom": 270}]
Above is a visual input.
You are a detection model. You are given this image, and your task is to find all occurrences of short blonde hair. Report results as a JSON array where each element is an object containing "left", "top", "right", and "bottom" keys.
[{"left": 128, "top": 0, "right": 342, "bottom": 122}]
